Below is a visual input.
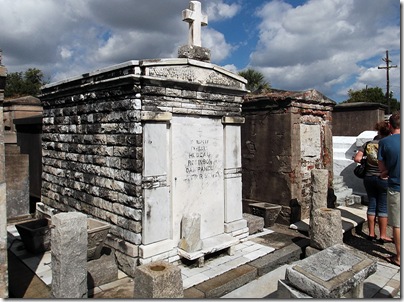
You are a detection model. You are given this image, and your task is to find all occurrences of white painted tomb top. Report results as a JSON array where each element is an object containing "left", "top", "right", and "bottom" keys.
[{"left": 182, "top": 1, "right": 208, "bottom": 47}]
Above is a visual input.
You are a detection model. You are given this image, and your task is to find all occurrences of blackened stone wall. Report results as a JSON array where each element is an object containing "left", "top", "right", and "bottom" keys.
[
  {"left": 241, "top": 89, "right": 335, "bottom": 224},
  {"left": 332, "top": 102, "right": 387, "bottom": 136}
]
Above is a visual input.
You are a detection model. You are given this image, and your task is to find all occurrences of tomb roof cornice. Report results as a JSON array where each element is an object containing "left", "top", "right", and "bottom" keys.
[
  {"left": 140, "top": 75, "right": 247, "bottom": 96},
  {"left": 4, "top": 95, "right": 41, "bottom": 106},
  {"left": 40, "top": 73, "right": 142, "bottom": 100},
  {"left": 334, "top": 102, "right": 387, "bottom": 111},
  {"left": 139, "top": 58, "right": 247, "bottom": 83},
  {"left": 41, "top": 60, "right": 141, "bottom": 90},
  {"left": 41, "top": 58, "right": 248, "bottom": 99},
  {"left": 243, "top": 88, "right": 335, "bottom": 106}
]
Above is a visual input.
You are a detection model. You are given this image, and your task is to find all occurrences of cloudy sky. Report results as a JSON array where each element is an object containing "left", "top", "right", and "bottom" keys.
[{"left": 0, "top": 0, "right": 400, "bottom": 103}]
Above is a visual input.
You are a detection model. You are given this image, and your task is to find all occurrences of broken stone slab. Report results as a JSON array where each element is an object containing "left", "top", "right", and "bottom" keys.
[
  {"left": 133, "top": 260, "right": 183, "bottom": 298},
  {"left": 285, "top": 244, "right": 377, "bottom": 298},
  {"left": 178, "top": 213, "right": 203, "bottom": 252}
]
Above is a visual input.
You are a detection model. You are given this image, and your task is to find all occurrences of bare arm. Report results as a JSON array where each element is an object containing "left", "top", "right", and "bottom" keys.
[{"left": 354, "top": 150, "right": 363, "bottom": 163}]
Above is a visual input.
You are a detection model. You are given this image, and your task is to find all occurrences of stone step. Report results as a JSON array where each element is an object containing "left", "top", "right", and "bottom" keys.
[
  {"left": 333, "top": 178, "right": 351, "bottom": 191},
  {"left": 185, "top": 265, "right": 257, "bottom": 298},
  {"left": 334, "top": 183, "right": 351, "bottom": 193},
  {"left": 335, "top": 194, "right": 364, "bottom": 207},
  {"left": 184, "top": 238, "right": 309, "bottom": 298},
  {"left": 335, "top": 188, "right": 353, "bottom": 200},
  {"left": 332, "top": 176, "right": 345, "bottom": 187}
]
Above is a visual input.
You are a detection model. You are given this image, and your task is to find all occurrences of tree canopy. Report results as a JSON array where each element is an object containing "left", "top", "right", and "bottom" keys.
[
  {"left": 341, "top": 86, "right": 400, "bottom": 113},
  {"left": 238, "top": 68, "right": 270, "bottom": 93},
  {"left": 5, "top": 68, "right": 47, "bottom": 99}
]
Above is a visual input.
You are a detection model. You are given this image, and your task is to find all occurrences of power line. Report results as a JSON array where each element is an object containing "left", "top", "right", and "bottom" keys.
[{"left": 377, "top": 50, "right": 397, "bottom": 114}]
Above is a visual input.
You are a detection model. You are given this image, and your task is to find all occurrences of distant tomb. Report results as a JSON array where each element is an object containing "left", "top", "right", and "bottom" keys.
[
  {"left": 242, "top": 89, "right": 335, "bottom": 224},
  {"left": 4, "top": 96, "right": 43, "bottom": 219}
]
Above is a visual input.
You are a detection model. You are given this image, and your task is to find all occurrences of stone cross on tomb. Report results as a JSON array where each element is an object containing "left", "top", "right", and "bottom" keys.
[{"left": 182, "top": 1, "right": 208, "bottom": 47}]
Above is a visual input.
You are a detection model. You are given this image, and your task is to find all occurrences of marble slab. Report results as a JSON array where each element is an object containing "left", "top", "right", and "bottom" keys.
[{"left": 171, "top": 116, "right": 224, "bottom": 241}]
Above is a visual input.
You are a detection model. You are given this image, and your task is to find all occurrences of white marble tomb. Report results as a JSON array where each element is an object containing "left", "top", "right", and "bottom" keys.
[{"left": 141, "top": 115, "right": 247, "bottom": 261}]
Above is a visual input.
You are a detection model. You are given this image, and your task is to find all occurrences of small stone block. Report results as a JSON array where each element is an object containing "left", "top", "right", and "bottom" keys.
[
  {"left": 133, "top": 260, "right": 183, "bottom": 298},
  {"left": 309, "top": 208, "right": 343, "bottom": 249},
  {"left": 227, "top": 245, "right": 235, "bottom": 256},
  {"left": 197, "top": 256, "right": 205, "bottom": 268},
  {"left": 242, "top": 213, "right": 264, "bottom": 234}
]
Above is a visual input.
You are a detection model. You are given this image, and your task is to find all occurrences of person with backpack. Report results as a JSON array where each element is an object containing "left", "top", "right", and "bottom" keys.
[{"left": 354, "top": 121, "right": 392, "bottom": 244}]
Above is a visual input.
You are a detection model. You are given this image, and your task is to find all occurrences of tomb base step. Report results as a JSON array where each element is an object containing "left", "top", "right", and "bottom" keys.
[{"left": 178, "top": 233, "right": 239, "bottom": 261}]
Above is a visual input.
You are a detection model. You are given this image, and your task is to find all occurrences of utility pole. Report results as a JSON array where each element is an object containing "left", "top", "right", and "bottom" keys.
[{"left": 378, "top": 50, "right": 397, "bottom": 114}]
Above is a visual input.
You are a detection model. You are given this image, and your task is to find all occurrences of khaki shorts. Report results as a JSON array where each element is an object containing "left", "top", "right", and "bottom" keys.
[{"left": 387, "top": 188, "right": 400, "bottom": 228}]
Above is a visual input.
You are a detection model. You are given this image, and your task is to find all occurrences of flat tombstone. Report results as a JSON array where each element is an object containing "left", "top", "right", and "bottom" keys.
[
  {"left": 285, "top": 244, "right": 376, "bottom": 298},
  {"left": 171, "top": 116, "right": 224, "bottom": 241}
]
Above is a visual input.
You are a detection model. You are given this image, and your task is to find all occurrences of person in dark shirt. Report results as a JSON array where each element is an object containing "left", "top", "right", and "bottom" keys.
[{"left": 378, "top": 112, "right": 400, "bottom": 267}]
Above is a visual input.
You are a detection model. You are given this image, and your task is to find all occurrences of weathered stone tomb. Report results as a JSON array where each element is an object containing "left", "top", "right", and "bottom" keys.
[
  {"left": 241, "top": 89, "right": 335, "bottom": 224},
  {"left": 38, "top": 58, "right": 248, "bottom": 276},
  {"left": 4, "top": 96, "right": 43, "bottom": 218}
]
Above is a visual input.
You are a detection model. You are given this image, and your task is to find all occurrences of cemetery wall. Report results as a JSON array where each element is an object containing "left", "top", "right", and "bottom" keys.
[
  {"left": 241, "top": 90, "right": 335, "bottom": 224},
  {"left": 39, "top": 59, "right": 247, "bottom": 274},
  {"left": 333, "top": 102, "right": 386, "bottom": 136}
]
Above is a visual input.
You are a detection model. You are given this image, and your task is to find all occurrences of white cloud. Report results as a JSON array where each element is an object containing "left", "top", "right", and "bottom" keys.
[
  {"left": 203, "top": 28, "right": 234, "bottom": 62},
  {"left": 206, "top": 1, "right": 241, "bottom": 21},
  {"left": 0, "top": 0, "right": 240, "bottom": 81},
  {"left": 250, "top": 0, "right": 400, "bottom": 102},
  {"left": 0, "top": 0, "right": 398, "bottom": 103},
  {"left": 59, "top": 47, "right": 73, "bottom": 60},
  {"left": 221, "top": 64, "right": 238, "bottom": 73}
]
